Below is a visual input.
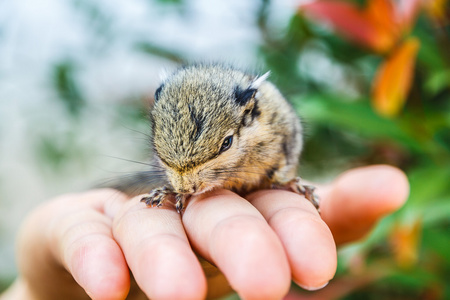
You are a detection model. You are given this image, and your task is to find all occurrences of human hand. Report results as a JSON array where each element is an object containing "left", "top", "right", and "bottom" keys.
[{"left": 1, "top": 165, "right": 408, "bottom": 300}]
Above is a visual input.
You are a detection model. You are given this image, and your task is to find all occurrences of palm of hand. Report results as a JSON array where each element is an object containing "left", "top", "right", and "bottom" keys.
[{"left": 8, "top": 165, "right": 408, "bottom": 300}]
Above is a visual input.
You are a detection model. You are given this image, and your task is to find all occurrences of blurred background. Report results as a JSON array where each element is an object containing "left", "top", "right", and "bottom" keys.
[{"left": 0, "top": 0, "right": 449, "bottom": 299}]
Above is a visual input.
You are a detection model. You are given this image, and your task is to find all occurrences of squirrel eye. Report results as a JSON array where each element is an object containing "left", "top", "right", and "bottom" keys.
[{"left": 220, "top": 135, "right": 233, "bottom": 153}]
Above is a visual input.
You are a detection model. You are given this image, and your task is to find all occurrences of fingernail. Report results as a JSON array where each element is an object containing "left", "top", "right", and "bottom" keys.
[{"left": 297, "top": 281, "right": 329, "bottom": 291}]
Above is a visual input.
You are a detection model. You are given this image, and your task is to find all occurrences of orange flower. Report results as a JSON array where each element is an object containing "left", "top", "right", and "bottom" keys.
[
  {"left": 424, "top": 0, "right": 450, "bottom": 25},
  {"left": 300, "top": 0, "right": 422, "bottom": 53},
  {"left": 300, "top": 0, "right": 423, "bottom": 117},
  {"left": 372, "top": 38, "right": 420, "bottom": 117},
  {"left": 389, "top": 218, "right": 422, "bottom": 269}
]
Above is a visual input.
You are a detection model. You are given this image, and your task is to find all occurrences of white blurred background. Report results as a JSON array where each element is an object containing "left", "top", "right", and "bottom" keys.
[{"left": 0, "top": 0, "right": 300, "bottom": 289}]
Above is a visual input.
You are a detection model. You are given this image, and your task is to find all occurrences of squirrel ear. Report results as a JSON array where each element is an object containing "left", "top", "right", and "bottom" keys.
[
  {"left": 154, "top": 83, "right": 164, "bottom": 102},
  {"left": 234, "top": 86, "right": 256, "bottom": 106},
  {"left": 250, "top": 71, "right": 270, "bottom": 89},
  {"left": 233, "top": 71, "right": 270, "bottom": 106}
]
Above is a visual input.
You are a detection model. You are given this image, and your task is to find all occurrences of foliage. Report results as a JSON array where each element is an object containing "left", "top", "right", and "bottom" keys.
[
  {"left": 1, "top": 0, "right": 449, "bottom": 299},
  {"left": 267, "top": 0, "right": 449, "bottom": 299}
]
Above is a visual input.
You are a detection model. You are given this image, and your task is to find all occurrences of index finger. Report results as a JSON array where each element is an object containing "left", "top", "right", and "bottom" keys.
[{"left": 112, "top": 196, "right": 207, "bottom": 300}]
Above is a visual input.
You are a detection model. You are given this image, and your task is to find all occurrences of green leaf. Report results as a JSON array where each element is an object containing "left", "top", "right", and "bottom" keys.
[
  {"left": 407, "top": 165, "right": 450, "bottom": 207},
  {"left": 422, "top": 225, "right": 450, "bottom": 265},
  {"left": 52, "top": 61, "right": 85, "bottom": 116},
  {"left": 135, "top": 42, "right": 186, "bottom": 64},
  {"left": 293, "top": 93, "right": 423, "bottom": 151},
  {"left": 413, "top": 17, "right": 448, "bottom": 74},
  {"left": 425, "top": 70, "right": 450, "bottom": 94}
]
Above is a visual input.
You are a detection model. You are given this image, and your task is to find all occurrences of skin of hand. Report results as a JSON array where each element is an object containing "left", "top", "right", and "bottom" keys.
[{"left": 1, "top": 165, "right": 409, "bottom": 300}]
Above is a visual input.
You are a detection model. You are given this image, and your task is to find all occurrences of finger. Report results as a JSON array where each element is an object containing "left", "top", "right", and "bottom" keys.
[
  {"left": 247, "top": 189, "right": 336, "bottom": 291},
  {"left": 112, "top": 196, "right": 207, "bottom": 300},
  {"left": 319, "top": 165, "right": 409, "bottom": 245},
  {"left": 45, "top": 189, "right": 131, "bottom": 300},
  {"left": 183, "top": 189, "right": 291, "bottom": 300}
]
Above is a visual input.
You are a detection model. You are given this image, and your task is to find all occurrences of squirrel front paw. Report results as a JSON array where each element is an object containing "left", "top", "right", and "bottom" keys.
[
  {"left": 174, "top": 194, "right": 190, "bottom": 214},
  {"left": 288, "top": 177, "right": 320, "bottom": 213},
  {"left": 273, "top": 177, "right": 320, "bottom": 213},
  {"left": 140, "top": 186, "right": 172, "bottom": 207},
  {"left": 141, "top": 187, "right": 190, "bottom": 214}
]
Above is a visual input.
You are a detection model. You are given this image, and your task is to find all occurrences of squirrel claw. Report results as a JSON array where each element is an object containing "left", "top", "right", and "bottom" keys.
[
  {"left": 141, "top": 188, "right": 190, "bottom": 214},
  {"left": 140, "top": 195, "right": 153, "bottom": 206},
  {"left": 288, "top": 178, "right": 321, "bottom": 213},
  {"left": 140, "top": 186, "right": 171, "bottom": 208},
  {"left": 151, "top": 196, "right": 164, "bottom": 207},
  {"left": 175, "top": 199, "right": 183, "bottom": 213},
  {"left": 140, "top": 194, "right": 165, "bottom": 207},
  {"left": 175, "top": 194, "right": 189, "bottom": 214}
]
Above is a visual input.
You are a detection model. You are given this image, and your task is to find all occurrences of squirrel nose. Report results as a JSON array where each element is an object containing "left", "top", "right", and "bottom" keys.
[{"left": 177, "top": 185, "right": 197, "bottom": 194}]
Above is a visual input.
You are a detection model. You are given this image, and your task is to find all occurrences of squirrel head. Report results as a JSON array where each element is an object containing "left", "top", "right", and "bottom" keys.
[{"left": 150, "top": 64, "right": 270, "bottom": 194}]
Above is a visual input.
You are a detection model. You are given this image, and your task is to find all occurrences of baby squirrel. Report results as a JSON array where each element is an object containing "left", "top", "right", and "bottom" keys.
[{"left": 113, "top": 64, "right": 319, "bottom": 213}]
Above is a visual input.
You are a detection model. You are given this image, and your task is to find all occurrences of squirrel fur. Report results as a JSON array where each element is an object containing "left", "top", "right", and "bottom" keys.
[{"left": 110, "top": 64, "right": 319, "bottom": 213}]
